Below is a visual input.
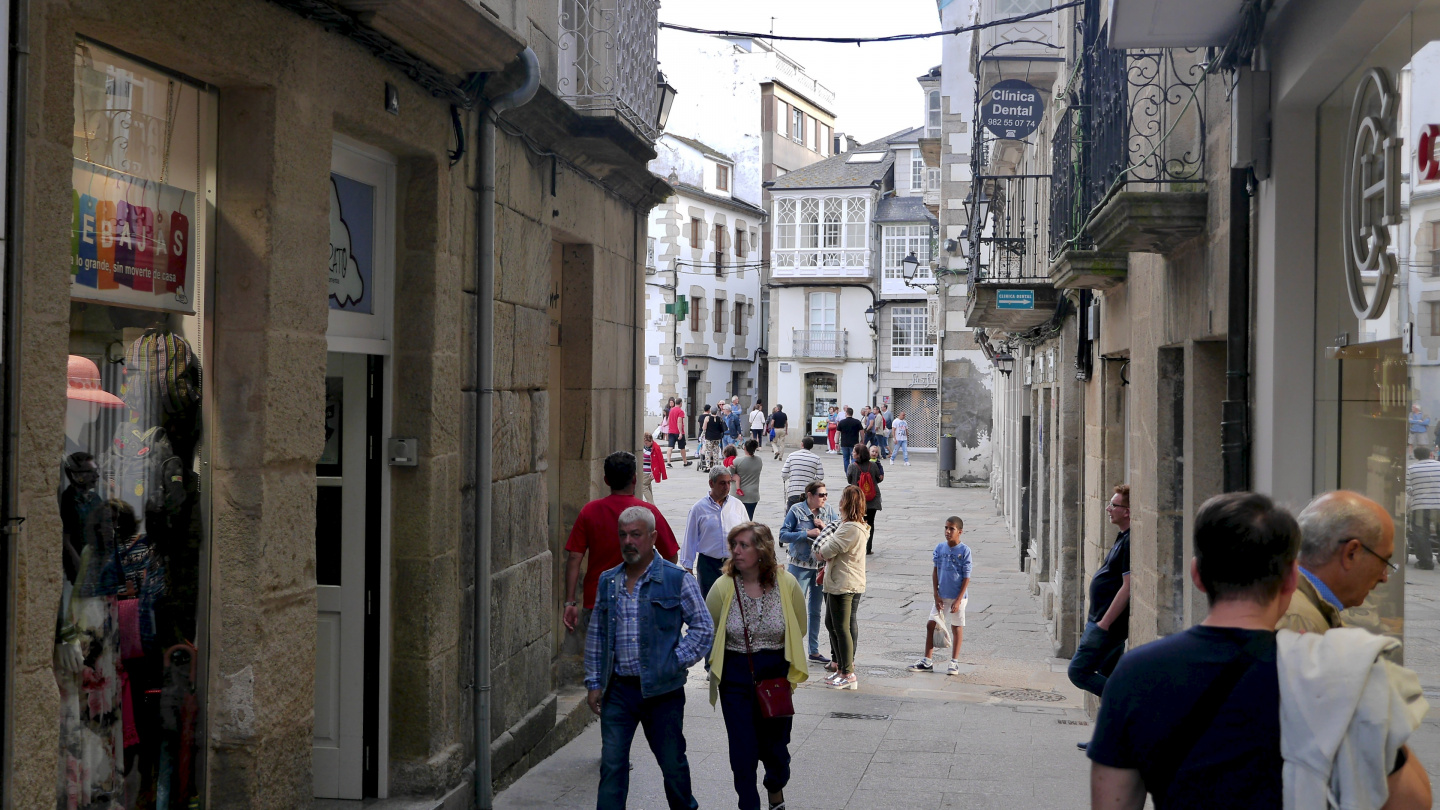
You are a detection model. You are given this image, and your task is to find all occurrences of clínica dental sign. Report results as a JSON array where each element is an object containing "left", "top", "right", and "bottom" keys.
[{"left": 982, "top": 79, "right": 1044, "bottom": 141}]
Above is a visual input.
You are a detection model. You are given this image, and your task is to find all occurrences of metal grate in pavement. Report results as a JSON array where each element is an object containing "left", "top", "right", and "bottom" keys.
[
  {"left": 989, "top": 688, "right": 1066, "bottom": 702},
  {"left": 1057, "top": 720, "right": 1089, "bottom": 725},
  {"left": 829, "top": 712, "right": 892, "bottom": 721},
  {"left": 862, "top": 665, "right": 915, "bottom": 679}
]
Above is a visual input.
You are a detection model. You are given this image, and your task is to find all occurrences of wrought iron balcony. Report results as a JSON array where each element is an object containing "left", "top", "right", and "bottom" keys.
[
  {"left": 792, "top": 329, "right": 848, "bottom": 359},
  {"left": 968, "top": 174, "right": 1053, "bottom": 288},
  {"left": 1049, "top": 2, "right": 1207, "bottom": 260},
  {"left": 559, "top": 0, "right": 662, "bottom": 142}
]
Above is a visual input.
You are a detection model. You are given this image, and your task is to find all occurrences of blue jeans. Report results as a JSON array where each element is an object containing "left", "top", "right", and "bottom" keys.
[
  {"left": 1067, "top": 620, "right": 1127, "bottom": 698},
  {"left": 877, "top": 434, "right": 889, "bottom": 457},
  {"left": 841, "top": 446, "right": 853, "bottom": 472},
  {"left": 896, "top": 439, "right": 909, "bottom": 462},
  {"left": 598, "top": 678, "right": 697, "bottom": 810},
  {"left": 787, "top": 564, "right": 825, "bottom": 655}
]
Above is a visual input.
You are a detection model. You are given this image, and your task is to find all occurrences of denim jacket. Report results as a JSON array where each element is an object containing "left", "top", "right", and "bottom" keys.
[
  {"left": 725, "top": 412, "right": 743, "bottom": 438},
  {"left": 588, "top": 558, "right": 713, "bottom": 698},
  {"left": 780, "top": 501, "right": 839, "bottom": 567}
]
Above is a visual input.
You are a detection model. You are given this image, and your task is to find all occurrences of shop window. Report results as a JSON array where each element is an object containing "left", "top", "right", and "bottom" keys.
[{"left": 62, "top": 42, "right": 214, "bottom": 809}]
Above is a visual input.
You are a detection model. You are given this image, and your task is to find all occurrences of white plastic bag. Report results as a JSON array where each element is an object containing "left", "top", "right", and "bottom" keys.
[
  {"left": 720, "top": 495, "right": 750, "bottom": 535},
  {"left": 930, "top": 606, "right": 951, "bottom": 650}
]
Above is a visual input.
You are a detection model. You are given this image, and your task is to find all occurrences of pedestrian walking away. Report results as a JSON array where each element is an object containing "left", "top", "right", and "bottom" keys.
[
  {"left": 640, "top": 433, "right": 668, "bottom": 503},
  {"left": 749, "top": 404, "right": 767, "bottom": 445},
  {"left": 813, "top": 485, "right": 870, "bottom": 690},
  {"left": 704, "top": 523, "right": 809, "bottom": 810},
  {"left": 780, "top": 436, "right": 825, "bottom": 510},
  {"left": 845, "top": 445, "right": 884, "bottom": 555},
  {"left": 768, "top": 405, "right": 789, "bottom": 459},
  {"left": 1408, "top": 448, "right": 1440, "bottom": 569},
  {"left": 780, "top": 480, "right": 839, "bottom": 664},
  {"left": 585, "top": 507, "right": 714, "bottom": 810},
  {"left": 836, "top": 407, "right": 864, "bottom": 472},
  {"left": 666, "top": 398, "right": 690, "bottom": 467},
  {"left": 563, "top": 452, "right": 681, "bottom": 639},
  {"left": 683, "top": 466, "right": 741, "bottom": 597},
  {"left": 909, "top": 516, "right": 971, "bottom": 675},
  {"left": 700, "top": 404, "right": 726, "bottom": 472},
  {"left": 1069, "top": 484, "right": 1130, "bottom": 720},
  {"left": 734, "top": 439, "right": 764, "bottom": 520},
  {"left": 1087, "top": 491, "right": 1432, "bottom": 810},
  {"left": 892, "top": 412, "right": 910, "bottom": 465},
  {"left": 1280, "top": 490, "right": 1396, "bottom": 634}
]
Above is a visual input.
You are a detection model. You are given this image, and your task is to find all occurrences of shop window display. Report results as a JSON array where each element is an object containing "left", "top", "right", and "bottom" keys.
[{"left": 59, "top": 43, "right": 211, "bottom": 809}]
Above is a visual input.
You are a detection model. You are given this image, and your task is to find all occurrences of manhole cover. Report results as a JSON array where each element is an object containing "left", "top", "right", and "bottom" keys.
[
  {"left": 829, "top": 712, "right": 891, "bottom": 721},
  {"left": 989, "top": 688, "right": 1066, "bottom": 702},
  {"left": 1057, "top": 719, "right": 1089, "bottom": 725}
]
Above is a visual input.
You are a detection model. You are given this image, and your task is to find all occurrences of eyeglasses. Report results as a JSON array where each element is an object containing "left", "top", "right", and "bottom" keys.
[
  {"left": 1346, "top": 538, "right": 1398, "bottom": 573},
  {"left": 1106, "top": 502, "right": 1129, "bottom": 511}
]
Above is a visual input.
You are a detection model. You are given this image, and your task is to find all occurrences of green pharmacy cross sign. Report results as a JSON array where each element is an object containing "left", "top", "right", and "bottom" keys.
[{"left": 665, "top": 295, "right": 689, "bottom": 320}]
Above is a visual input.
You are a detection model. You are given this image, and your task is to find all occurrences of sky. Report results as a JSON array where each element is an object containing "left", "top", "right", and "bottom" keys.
[{"left": 659, "top": 0, "right": 945, "bottom": 144}]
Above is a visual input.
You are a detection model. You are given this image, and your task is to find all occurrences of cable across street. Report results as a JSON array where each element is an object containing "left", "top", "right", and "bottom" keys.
[{"left": 660, "top": 2, "right": 1083, "bottom": 46}]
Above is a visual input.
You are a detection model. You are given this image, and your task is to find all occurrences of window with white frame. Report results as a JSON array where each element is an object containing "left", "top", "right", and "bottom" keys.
[
  {"left": 911, "top": 150, "right": 925, "bottom": 190},
  {"left": 891, "top": 306, "right": 935, "bottom": 359},
  {"left": 772, "top": 196, "right": 869, "bottom": 272},
  {"left": 927, "top": 90, "right": 942, "bottom": 137},
  {"left": 792, "top": 107, "right": 804, "bottom": 142},
  {"left": 996, "top": 0, "right": 1049, "bottom": 12},
  {"left": 927, "top": 167, "right": 941, "bottom": 190},
  {"left": 882, "top": 225, "right": 934, "bottom": 281},
  {"left": 809, "top": 292, "right": 837, "bottom": 330}
]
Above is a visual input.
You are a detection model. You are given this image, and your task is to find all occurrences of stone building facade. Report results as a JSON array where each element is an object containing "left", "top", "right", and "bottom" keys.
[{"left": 2, "top": 0, "right": 666, "bottom": 806}]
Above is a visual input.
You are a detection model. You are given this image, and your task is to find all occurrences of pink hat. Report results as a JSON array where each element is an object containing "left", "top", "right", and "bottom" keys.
[{"left": 67, "top": 355, "right": 124, "bottom": 408}]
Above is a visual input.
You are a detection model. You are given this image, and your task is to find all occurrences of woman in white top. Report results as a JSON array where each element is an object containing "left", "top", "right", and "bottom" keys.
[{"left": 748, "top": 404, "right": 767, "bottom": 444}]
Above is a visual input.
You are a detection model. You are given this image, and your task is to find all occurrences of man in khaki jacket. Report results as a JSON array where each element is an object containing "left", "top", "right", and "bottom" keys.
[{"left": 1280, "top": 491, "right": 1396, "bottom": 634}]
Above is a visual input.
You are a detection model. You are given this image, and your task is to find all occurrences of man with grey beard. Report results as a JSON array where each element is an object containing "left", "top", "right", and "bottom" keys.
[{"left": 585, "top": 507, "right": 713, "bottom": 809}]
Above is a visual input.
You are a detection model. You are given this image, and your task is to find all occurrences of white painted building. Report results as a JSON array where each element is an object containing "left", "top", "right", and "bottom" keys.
[{"left": 645, "top": 134, "right": 766, "bottom": 434}]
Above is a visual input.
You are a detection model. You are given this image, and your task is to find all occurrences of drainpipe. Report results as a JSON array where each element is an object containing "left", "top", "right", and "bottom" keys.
[
  {"left": 1, "top": 0, "right": 28, "bottom": 788},
  {"left": 1221, "top": 168, "right": 1251, "bottom": 492},
  {"left": 474, "top": 46, "right": 538, "bottom": 810}
]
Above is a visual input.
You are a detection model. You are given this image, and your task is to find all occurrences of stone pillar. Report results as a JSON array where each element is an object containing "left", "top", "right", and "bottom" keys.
[{"left": 1183, "top": 340, "right": 1227, "bottom": 626}]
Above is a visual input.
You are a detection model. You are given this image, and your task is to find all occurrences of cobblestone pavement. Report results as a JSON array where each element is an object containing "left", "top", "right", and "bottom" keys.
[{"left": 497, "top": 452, "right": 1093, "bottom": 810}]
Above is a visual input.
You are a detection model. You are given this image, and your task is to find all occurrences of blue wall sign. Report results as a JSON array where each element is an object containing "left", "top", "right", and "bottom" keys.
[{"left": 996, "top": 289, "right": 1036, "bottom": 310}]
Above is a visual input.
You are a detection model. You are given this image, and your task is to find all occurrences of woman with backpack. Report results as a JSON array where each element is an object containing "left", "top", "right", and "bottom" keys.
[{"left": 845, "top": 444, "right": 884, "bottom": 555}]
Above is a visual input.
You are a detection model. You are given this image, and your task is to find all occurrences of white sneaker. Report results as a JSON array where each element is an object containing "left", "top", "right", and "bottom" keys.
[
  {"left": 947, "top": 660, "right": 961, "bottom": 675},
  {"left": 905, "top": 461, "right": 911, "bottom": 466}
]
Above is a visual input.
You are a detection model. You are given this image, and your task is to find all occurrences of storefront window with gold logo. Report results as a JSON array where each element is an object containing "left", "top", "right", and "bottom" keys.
[
  {"left": 1315, "top": 7, "right": 1440, "bottom": 651},
  {"left": 59, "top": 42, "right": 213, "bottom": 808}
]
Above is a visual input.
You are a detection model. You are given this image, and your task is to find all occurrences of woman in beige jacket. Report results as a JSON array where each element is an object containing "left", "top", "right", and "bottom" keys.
[{"left": 813, "top": 485, "right": 871, "bottom": 689}]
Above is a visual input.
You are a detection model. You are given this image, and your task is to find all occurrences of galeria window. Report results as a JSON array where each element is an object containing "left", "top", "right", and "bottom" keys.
[
  {"left": 883, "top": 225, "right": 934, "bottom": 281},
  {"left": 773, "top": 195, "right": 869, "bottom": 274},
  {"left": 891, "top": 306, "right": 936, "bottom": 359}
]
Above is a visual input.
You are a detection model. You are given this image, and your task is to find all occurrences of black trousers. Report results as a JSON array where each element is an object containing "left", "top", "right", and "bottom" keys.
[
  {"left": 719, "top": 649, "right": 792, "bottom": 810},
  {"left": 864, "top": 508, "right": 878, "bottom": 554}
]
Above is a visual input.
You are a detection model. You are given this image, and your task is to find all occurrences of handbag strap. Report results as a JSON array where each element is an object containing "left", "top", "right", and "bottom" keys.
[{"left": 734, "top": 581, "right": 760, "bottom": 684}]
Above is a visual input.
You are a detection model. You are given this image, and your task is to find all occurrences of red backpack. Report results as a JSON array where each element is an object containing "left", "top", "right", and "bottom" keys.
[{"left": 856, "top": 465, "right": 879, "bottom": 500}]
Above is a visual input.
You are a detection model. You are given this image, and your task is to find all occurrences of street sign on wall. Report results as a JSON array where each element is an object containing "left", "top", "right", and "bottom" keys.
[
  {"left": 982, "top": 79, "right": 1044, "bottom": 140},
  {"left": 996, "top": 289, "right": 1036, "bottom": 310}
]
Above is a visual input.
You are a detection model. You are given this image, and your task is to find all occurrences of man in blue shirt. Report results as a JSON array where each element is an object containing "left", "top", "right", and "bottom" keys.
[
  {"left": 585, "top": 506, "right": 714, "bottom": 810},
  {"left": 909, "top": 516, "right": 971, "bottom": 674},
  {"left": 682, "top": 466, "right": 736, "bottom": 596}
]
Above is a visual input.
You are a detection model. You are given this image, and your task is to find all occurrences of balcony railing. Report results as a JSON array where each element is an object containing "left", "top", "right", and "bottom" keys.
[
  {"left": 559, "top": 0, "right": 661, "bottom": 142},
  {"left": 1049, "top": 0, "right": 1207, "bottom": 257},
  {"left": 793, "top": 329, "right": 848, "bottom": 359},
  {"left": 968, "top": 174, "right": 1052, "bottom": 293}
]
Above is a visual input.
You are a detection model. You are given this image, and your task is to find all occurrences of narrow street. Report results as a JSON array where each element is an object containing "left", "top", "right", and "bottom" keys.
[{"left": 497, "top": 452, "right": 1093, "bottom": 809}]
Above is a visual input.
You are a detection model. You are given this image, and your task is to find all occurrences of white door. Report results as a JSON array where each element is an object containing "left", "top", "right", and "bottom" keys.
[{"left": 314, "top": 352, "right": 368, "bottom": 798}]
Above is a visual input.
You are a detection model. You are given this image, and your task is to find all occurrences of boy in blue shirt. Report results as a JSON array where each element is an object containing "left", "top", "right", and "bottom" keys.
[{"left": 909, "top": 516, "right": 971, "bottom": 674}]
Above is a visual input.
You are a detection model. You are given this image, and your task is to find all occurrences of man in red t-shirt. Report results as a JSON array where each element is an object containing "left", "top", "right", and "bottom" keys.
[
  {"left": 664, "top": 398, "right": 690, "bottom": 467},
  {"left": 562, "top": 451, "right": 680, "bottom": 633}
]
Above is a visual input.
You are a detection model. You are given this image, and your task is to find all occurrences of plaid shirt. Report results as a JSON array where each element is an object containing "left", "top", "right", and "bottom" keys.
[{"left": 584, "top": 556, "right": 713, "bottom": 691}]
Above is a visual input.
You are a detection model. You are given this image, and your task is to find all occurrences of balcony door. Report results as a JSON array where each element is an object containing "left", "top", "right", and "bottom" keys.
[{"left": 809, "top": 292, "right": 837, "bottom": 332}]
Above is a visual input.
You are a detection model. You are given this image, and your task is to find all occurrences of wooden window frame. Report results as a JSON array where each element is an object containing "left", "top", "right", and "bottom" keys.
[
  {"left": 691, "top": 217, "right": 703, "bottom": 247},
  {"left": 734, "top": 300, "right": 744, "bottom": 336},
  {"left": 716, "top": 163, "right": 729, "bottom": 192}
]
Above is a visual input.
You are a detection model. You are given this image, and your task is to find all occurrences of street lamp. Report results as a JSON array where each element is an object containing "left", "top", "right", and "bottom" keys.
[
  {"left": 864, "top": 305, "right": 878, "bottom": 330},
  {"left": 993, "top": 352, "right": 1015, "bottom": 376},
  {"left": 901, "top": 251, "right": 920, "bottom": 283},
  {"left": 655, "top": 71, "right": 678, "bottom": 131}
]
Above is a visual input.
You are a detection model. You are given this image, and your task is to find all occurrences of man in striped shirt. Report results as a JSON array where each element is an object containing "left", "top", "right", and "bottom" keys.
[
  {"left": 1409, "top": 446, "right": 1440, "bottom": 569},
  {"left": 780, "top": 435, "right": 826, "bottom": 509}
]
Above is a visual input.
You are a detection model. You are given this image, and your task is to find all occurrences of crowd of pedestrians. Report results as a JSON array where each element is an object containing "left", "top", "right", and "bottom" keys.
[{"left": 563, "top": 416, "right": 1434, "bottom": 810}]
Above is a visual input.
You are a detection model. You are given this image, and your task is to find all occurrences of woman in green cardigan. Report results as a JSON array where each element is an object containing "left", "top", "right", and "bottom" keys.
[{"left": 705, "top": 522, "right": 809, "bottom": 810}]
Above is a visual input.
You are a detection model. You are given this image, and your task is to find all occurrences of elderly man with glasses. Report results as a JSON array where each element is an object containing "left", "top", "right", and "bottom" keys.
[
  {"left": 1279, "top": 490, "right": 1396, "bottom": 635},
  {"left": 1072, "top": 484, "right": 1132, "bottom": 751},
  {"left": 780, "top": 480, "right": 840, "bottom": 663}
]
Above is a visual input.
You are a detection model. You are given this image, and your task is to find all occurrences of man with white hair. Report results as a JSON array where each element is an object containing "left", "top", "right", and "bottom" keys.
[
  {"left": 1279, "top": 490, "right": 1396, "bottom": 634},
  {"left": 585, "top": 506, "right": 713, "bottom": 810},
  {"left": 682, "top": 466, "right": 738, "bottom": 596}
]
